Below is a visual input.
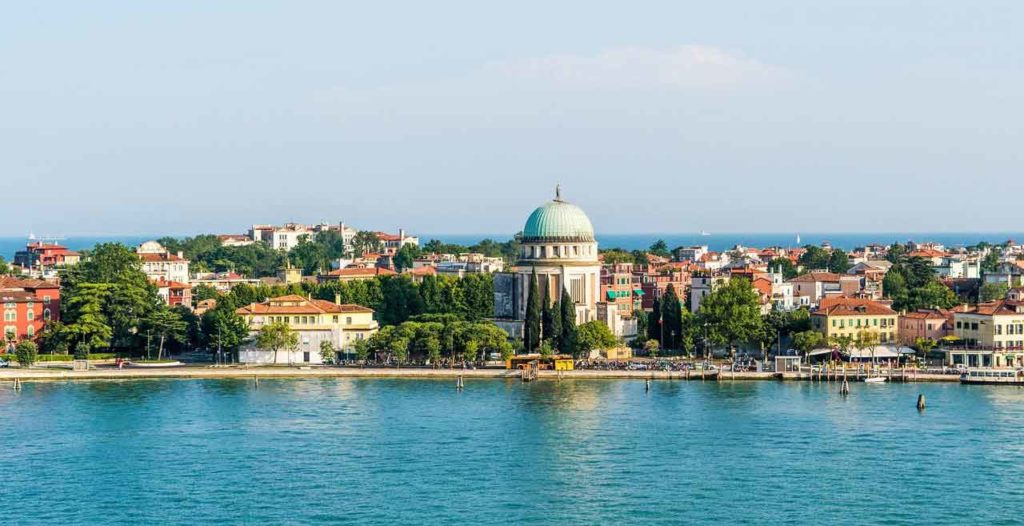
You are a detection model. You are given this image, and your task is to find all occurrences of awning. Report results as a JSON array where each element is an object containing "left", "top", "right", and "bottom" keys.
[
  {"left": 633, "top": 289, "right": 644, "bottom": 296},
  {"left": 807, "top": 348, "right": 835, "bottom": 357},
  {"left": 847, "top": 346, "right": 909, "bottom": 359},
  {"left": 606, "top": 291, "right": 616, "bottom": 300}
]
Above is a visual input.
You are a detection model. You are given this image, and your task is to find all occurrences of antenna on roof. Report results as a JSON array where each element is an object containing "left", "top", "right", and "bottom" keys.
[{"left": 555, "top": 184, "right": 562, "bottom": 202}]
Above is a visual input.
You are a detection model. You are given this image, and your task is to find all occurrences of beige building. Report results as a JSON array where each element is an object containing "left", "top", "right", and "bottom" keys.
[
  {"left": 236, "top": 295, "right": 378, "bottom": 364},
  {"left": 949, "top": 300, "right": 1024, "bottom": 368},
  {"left": 811, "top": 298, "right": 899, "bottom": 344}
]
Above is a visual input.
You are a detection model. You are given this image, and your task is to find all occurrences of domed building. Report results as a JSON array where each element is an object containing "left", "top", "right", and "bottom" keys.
[{"left": 495, "top": 187, "right": 601, "bottom": 326}]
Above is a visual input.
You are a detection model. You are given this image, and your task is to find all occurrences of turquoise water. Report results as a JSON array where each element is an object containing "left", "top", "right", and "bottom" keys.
[
  {"left": 2, "top": 379, "right": 1023, "bottom": 525},
  {"left": 4, "top": 232, "right": 1024, "bottom": 260}
]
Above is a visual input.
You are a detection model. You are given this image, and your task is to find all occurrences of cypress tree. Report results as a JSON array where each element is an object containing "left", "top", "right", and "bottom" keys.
[
  {"left": 559, "top": 288, "right": 577, "bottom": 357},
  {"left": 541, "top": 281, "right": 553, "bottom": 340},
  {"left": 524, "top": 269, "right": 541, "bottom": 353},
  {"left": 647, "top": 297, "right": 661, "bottom": 342},
  {"left": 661, "top": 284, "right": 683, "bottom": 351},
  {"left": 550, "top": 287, "right": 563, "bottom": 351}
]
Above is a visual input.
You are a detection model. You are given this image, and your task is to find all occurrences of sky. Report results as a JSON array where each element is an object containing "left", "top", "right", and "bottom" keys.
[{"left": 2, "top": 1, "right": 1023, "bottom": 237}]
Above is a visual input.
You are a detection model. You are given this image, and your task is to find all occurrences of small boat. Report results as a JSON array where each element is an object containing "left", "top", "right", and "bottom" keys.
[
  {"left": 700, "top": 230, "right": 711, "bottom": 236},
  {"left": 864, "top": 376, "right": 886, "bottom": 384},
  {"left": 960, "top": 368, "right": 1024, "bottom": 385}
]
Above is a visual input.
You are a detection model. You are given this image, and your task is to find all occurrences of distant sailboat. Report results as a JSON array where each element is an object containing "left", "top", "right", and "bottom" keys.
[
  {"left": 27, "top": 232, "right": 36, "bottom": 241},
  {"left": 700, "top": 230, "right": 711, "bottom": 237},
  {"left": 796, "top": 233, "right": 801, "bottom": 245}
]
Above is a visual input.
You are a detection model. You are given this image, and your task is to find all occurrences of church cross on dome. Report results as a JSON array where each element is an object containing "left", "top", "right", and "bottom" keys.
[{"left": 555, "top": 184, "right": 562, "bottom": 202}]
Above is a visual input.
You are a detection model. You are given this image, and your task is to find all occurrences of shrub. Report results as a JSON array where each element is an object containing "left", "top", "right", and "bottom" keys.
[{"left": 14, "top": 341, "right": 38, "bottom": 367}]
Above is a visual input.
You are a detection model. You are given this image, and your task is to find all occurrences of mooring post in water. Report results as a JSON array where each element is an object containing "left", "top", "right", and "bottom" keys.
[
  {"left": 917, "top": 394, "right": 926, "bottom": 411},
  {"left": 645, "top": 379, "right": 650, "bottom": 392},
  {"left": 253, "top": 376, "right": 259, "bottom": 389},
  {"left": 13, "top": 378, "right": 21, "bottom": 391},
  {"left": 457, "top": 375, "right": 464, "bottom": 390},
  {"left": 840, "top": 378, "right": 850, "bottom": 396}
]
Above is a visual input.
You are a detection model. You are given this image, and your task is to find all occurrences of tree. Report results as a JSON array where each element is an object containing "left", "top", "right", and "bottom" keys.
[
  {"left": 644, "top": 339, "right": 660, "bottom": 358},
  {"left": 647, "top": 298, "right": 661, "bottom": 342},
  {"left": 914, "top": 337, "right": 937, "bottom": 362},
  {"left": 524, "top": 270, "right": 541, "bottom": 353},
  {"left": 14, "top": 340, "right": 38, "bottom": 368},
  {"left": 192, "top": 284, "right": 220, "bottom": 304},
  {"left": 256, "top": 321, "right": 299, "bottom": 364},
  {"left": 353, "top": 339, "right": 370, "bottom": 363},
  {"left": 792, "top": 331, "right": 826, "bottom": 358},
  {"left": 289, "top": 237, "right": 329, "bottom": 275},
  {"left": 201, "top": 302, "right": 250, "bottom": 355},
  {"left": 634, "top": 309, "right": 648, "bottom": 343},
  {"left": 981, "top": 250, "right": 1001, "bottom": 273},
  {"left": 0, "top": 256, "right": 9, "bottom": 276},
  {"left": 145, "top": 307, "right": 187, "bottom": 360},
  {"left": 906, "top": 281, "right": 959, "bottom": 312},
  {"left": 799, "top": 246, "right": 831, "bottom": 271},
  {"left": 980, "top": 282, "right": 1010, "bottom": 302},
  {"left": 576, "top": 321, "right": 618, "bottom": 357},
  {"left": 549, "top": 291, "right": 563, "bottom": 351},
  {"left": 660, "top": 284, "right": 683, "bottom": 350},
  {"left": 63, "top": 284, "right": 113, "bottom": 358},
  {"left": 829, "top": 334, "right": 854, "bottom": 355},
  {"left": 539, "top": 339, "right": 554, "bottom": 360},
  {"left": 828, "top": 249, "right": 852, "bottom": 274},
  {"left": 649, "top": 239, "right": 671, "bottom": 258},
  {"left": 541, "top": 283, "right": 554, "bottom": 340},
  {"left": 769, "top": 258, "right": 798, "bottom": 279},
  {"left": 393, "top": 243, "right": 421, "bottom": 273},
  {"left": 852, "top": 330, "right": 880, "bottom": 363},
  {"left": 600, "top": 249, "right": 635, "bottom": 265},
  {"left": 351, "top": 231, "right": 382, "bottom": 257},
  {"left": 320, "top": 340, "right": 336, "bottom": 365},
  {"left": 697, "top": 278, "right": 763, "bottom": 357},
  {"left": 37, "top": 321, "right": 70, "bottom": 355},
  {"left": 559, "top": 288, "right": 577, "bottom": 356}
]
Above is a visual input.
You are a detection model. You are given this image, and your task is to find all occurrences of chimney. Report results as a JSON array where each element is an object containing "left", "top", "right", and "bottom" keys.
[
  {"left": 335, "top": 293, "right": 341, "bottom": 305},
  {"left": 399, "top": 228, "right": 405, "bottom": 241},
  {"left": 177, "top": 251, "right": 184, "bottom": 259}
]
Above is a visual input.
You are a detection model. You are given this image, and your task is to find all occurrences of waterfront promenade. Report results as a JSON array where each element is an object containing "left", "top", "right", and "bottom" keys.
[{"left": 0, "top": 365, "right": 960, "bottom": 383}]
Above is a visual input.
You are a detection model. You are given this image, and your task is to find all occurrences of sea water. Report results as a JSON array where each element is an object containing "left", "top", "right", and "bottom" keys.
[{"left": 1, "top": 379, "right": 1022, "bottom": 525}]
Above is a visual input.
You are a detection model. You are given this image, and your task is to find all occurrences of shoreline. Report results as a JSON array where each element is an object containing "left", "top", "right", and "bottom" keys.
[{"left": 0, "top": 366, "right": 961, "bottom": 383}]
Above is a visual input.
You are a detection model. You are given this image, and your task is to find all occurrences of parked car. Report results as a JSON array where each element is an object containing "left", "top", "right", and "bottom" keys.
[{"left": 0, "top": 357, "right": 8, "bottom": 368}]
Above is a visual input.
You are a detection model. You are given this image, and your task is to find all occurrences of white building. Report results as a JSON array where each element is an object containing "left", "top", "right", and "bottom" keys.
[
  {"left": 249, "top": 223, "right": 314, "bottom": 251},
  {"left": 137, "top": 241, "right": 189, "bottom": 284}
]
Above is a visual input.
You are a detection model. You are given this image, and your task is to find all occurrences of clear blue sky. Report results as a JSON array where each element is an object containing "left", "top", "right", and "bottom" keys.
[{"left": 3, "top": 1, "right": 1022, "bottom": 237}]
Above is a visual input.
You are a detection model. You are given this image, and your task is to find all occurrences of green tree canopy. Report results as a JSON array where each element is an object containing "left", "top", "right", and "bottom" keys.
[
  {"left": 576, "top": 321, "right": 619, "bottom": 356},
  {"left": 256, "top": 321, "right": 299, "bottom": 364},
  {"left": 697, "top": 278, "right": 763, "bottom": 353}
]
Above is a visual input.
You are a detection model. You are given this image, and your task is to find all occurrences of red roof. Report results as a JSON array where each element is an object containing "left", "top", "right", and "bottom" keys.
[
  {"left": 0, "top": 276, "right": 60, "bottom": 290},
  {"left": 236, "top": 295, "right": 374, "bottom": 316},
  {"left": 324, "top": 267, "right": 397, "bottom": 278},
  {"left": 815, "top": 298, "right": 896, "bottom": 317},
  {"left": 153, "top": 279, "right": 191, "bottom": 290},
  {"left": 139, "top": 252, "right": 186, "bottom": 262}
]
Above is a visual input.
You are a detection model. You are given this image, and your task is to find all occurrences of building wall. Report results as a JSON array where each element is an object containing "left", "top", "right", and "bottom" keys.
[
  {"left": 1, "top": 290, "right": 59, "bottom": 343},
  {"left": 813, "top": 314, "right": 899, "bottom": 343}
]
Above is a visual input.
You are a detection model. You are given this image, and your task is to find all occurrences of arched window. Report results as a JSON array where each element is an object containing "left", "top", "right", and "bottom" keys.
[
  {"left": 26, "top": 325, "right": 34, "bottom": 338},
  {"left": 43, "top": 309, "right": 51, "bottom": 321}
]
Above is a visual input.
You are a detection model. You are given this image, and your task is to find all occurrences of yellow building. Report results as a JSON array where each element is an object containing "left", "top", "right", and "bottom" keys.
[
  {"left": 811, "top": 298, "right": 899, "bottom": 343},
  {"left": 235, "top": 294, "right": 378, "bottom": 364},
  {"left": 949, "top": 300, "right": 1024, "bottom": 368}
]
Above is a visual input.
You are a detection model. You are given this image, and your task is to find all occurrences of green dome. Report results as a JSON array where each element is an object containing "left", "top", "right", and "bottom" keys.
[{"left": 522, "top": 199, "right": 595, "bottom": 243}]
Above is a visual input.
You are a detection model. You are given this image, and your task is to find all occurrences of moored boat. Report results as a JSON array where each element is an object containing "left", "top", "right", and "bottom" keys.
[
  {"left": 959, "top": 368, "right": 1024, "bottom": 385},
  {"left": 864, "top": 376, "right": 886, "bottom": 383}
]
